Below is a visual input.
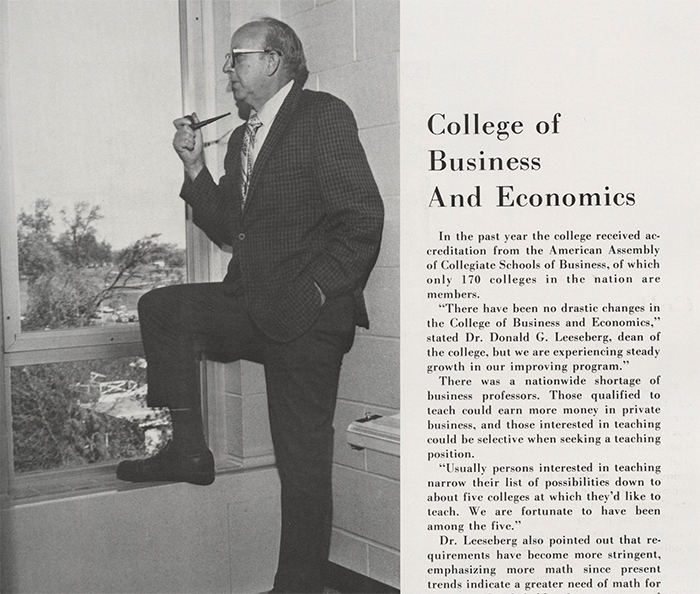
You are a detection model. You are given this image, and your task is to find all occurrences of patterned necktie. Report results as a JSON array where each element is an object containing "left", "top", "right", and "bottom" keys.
[{"left": 240, "top": 112, "right": 262, "bottom": 207}]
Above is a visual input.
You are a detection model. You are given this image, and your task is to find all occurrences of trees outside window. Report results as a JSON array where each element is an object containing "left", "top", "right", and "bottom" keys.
[
  {"left": 11, "top": 358, "right": 171, "bottom": 473},
  {"left": 13, "top": 199, "right": 180, "bottom": 472},
  {"left": 18, "top": 198, "right": 185, "bottom": 331}
]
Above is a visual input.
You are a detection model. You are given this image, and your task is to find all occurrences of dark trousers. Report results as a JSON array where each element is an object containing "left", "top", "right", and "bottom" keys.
[{"left": 138, "top": 283, "right": 356, "bottom": 593}]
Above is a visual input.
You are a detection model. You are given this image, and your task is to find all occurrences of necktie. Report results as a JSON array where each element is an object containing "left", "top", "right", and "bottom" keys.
[{"left": 240, "top": 112, "right": 262, "bottom": 207}]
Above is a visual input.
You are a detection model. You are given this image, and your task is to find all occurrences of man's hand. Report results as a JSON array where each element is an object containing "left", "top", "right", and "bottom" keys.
[{"left": 173, "top": 113, "right": 205, "bottom": 181}]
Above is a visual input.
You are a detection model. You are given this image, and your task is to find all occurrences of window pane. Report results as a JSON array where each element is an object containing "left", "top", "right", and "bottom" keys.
[
  {"left": 7, "top": 0, "right": 185, "bottom": 331},
  {"left": 11, "top": 357, "right": 171, "bottom": 474}
]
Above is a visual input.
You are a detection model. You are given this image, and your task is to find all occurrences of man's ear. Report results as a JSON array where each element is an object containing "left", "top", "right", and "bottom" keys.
[{"left": 265, "top": 51, "right": 282, "bottom": 76}]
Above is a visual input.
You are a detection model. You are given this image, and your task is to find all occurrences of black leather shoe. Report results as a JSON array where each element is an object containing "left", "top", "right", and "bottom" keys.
[{"left": 116, "top": 442, "right": 215, "bottom": 486}]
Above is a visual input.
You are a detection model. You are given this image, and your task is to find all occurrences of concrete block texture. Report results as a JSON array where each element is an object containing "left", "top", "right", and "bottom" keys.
[
  {"left": 367, "top": 449, "right": 400, "bottom": 480},
  {"left": 318, "top": 53, "right": 399, "bottom": 129},
  {"left": 369, "top": 544, "right": 400, "bottom": 588},
  {"left": 280, "top": 0, "right": 316, "bottom": 19},
  {"left": 221, "top": 360, "right": 266, "bottom": 396},
  {"left": 338, "top": 335, "right": 399, "bottom": 410},
  {"left": 287, "top": 0, "right": 355, "bottom": 73},
  {"left": 229, "top": 0, "right": 282, "bottom": 27},
  {"left": 329, "top": 528, "right": 369, "bottom": 574},
  {"left": 329, "top": 528, "right": 399, "bottom": 589},
  {"left": 332, "top": 465, "right": 399, "bottom": 549},
  {"left": 355, "top": 0, "right": 400, "bottom": 60}
]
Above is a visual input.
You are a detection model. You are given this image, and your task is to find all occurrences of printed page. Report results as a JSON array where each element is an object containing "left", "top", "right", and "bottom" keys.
[{"left": 401, "top": 2, "right": 699, "bottom": 593}]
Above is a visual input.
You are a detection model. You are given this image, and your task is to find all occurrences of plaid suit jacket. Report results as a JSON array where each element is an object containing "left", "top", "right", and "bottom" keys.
[{"left": 181, "top": 81, "right": 384, "bottom": 342}]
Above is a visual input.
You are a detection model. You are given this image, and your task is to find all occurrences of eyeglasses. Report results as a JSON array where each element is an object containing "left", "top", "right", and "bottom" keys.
[{"left": 224, "top": 49, "right": 279, "bottom": 68}]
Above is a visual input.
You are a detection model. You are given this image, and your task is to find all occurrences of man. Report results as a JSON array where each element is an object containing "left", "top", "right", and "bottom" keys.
[{"left": 116, "top": 17, "right": 383, "bottom": 594}]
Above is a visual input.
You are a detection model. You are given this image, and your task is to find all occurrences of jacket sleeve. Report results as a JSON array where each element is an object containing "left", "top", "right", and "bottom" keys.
[
  {"left": 310, "top": 97, "right": 384, "bottom": 299},
  {"left": 179, "top": 132, "right": 241, "bottom": 248}
]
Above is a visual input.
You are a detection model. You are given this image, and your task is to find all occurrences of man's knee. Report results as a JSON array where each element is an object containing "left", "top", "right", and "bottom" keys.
[{"left": 138, "top": 285, "right": 182, "bottom": 321}]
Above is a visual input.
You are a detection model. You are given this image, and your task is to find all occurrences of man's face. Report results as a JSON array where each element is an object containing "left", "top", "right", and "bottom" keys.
[{"left": 224, "top": 24, "right": 270, "bottom": 110}]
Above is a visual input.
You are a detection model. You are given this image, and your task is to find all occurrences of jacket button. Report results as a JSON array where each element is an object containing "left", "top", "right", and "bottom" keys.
[{"left": 238, "top": 233, "right": 245, "bottom": 241}]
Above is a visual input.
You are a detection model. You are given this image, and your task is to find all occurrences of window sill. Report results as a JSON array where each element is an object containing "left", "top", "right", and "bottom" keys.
[
  {"left": 4, "top": 325, "right": 144, "bottom": 366},
  {"left": 8, "top": 460, "right": 276, "bottom": 505}
]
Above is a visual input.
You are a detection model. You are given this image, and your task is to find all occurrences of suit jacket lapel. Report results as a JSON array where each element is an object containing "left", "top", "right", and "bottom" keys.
[{"left": 243, "top": 81, "right": 304, "bottom": 214}]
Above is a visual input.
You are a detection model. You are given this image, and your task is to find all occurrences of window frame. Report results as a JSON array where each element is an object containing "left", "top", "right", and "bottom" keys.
[
  {"left": 0, "top": 0, "right": 271, "bottom": 502},
  {"left": 0, "top": 0, "right": 189, "bottom": 365}
]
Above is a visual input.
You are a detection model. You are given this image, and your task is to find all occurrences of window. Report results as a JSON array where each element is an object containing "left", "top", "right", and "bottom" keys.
[
  {"left": 12, "top": 356, "right": 170, "bottom": 474},
  {"left": 1, "top": 0, "right": 273, "bottom": 499},
  {"left": 5, "top": 0, "right": 185, "bottom": 338},
  {"left": 2, "top": 0, "right": 183, "bottom": 484}
]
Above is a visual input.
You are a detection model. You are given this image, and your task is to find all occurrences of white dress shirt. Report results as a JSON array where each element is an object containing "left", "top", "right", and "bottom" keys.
[{"left": 247, "top": 79, "right": 294, "bottom": 162}]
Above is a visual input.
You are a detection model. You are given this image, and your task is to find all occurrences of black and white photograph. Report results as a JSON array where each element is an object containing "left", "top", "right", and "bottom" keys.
[
  {"left": 0, "top": 1, "right": 398, "bottom": 593},
  {"left": 2, "top": 1, "right": 699, "bottom": 593}
]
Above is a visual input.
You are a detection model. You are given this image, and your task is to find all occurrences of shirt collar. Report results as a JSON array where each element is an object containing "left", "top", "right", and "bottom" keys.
[{"left": 253, "top": 79, "right": 294, "bottom": 128}]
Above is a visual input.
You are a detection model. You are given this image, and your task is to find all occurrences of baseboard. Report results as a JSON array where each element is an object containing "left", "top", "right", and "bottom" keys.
[{"left": 326, "top": 562, "right": 399, "bottom": 594}]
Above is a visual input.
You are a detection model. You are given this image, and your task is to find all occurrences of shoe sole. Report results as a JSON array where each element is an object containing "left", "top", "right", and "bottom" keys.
[{"left": 116, "top": 464, "right": 215, "bottom": 486}]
